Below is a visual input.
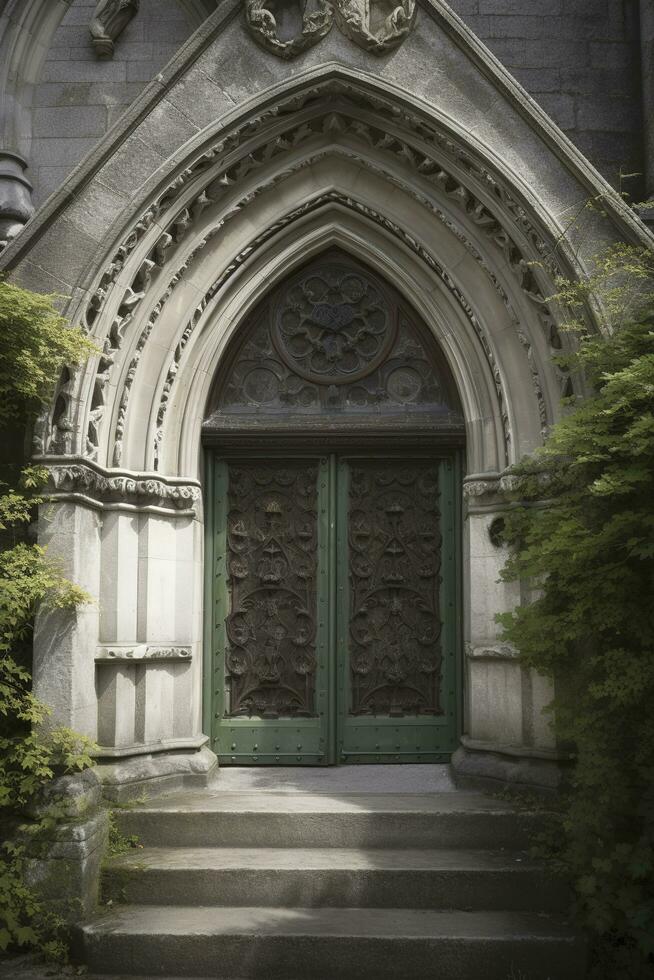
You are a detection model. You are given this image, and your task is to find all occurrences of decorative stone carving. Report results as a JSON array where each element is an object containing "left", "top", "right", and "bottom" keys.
[
  {"left": 273, "top": 262, "right": 396, "bottom": 383},
  {"left": 245, "top": 0, "right": 333, "bottom": 59},
  {"left": 462, "top": 475, "right": 502, "bottom": 499},
  {"left": 205, "top": 251, "right": 462, "bottom": 427},
  {"left": 95, "top": 645, "right": 192, "bottom": 662},
  {"left": 89, "top": 0, "right": 139, "bottom": 59},
  {"left": 172, "top": 188, "right": 509, "bottom": 458},
  {"left": 244, "top": 0, "right": 416, "bottom": 58},
  {"left": 43, "top": 459, "right": 201, "bottom": 513},
  {"left": 47, "top": 80, "right": 572, "bottom": 467},
  {"left": 334, "top": 0, "right": 416, "bottom": 54}
]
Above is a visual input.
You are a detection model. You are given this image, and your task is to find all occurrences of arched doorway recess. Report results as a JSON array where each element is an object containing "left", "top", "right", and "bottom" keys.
[{"left": 202, "top": 250, "right": 465, "bottom": 764}]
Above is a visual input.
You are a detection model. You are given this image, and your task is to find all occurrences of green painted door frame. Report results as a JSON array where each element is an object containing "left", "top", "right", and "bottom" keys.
[{"left": 204, "top": 449, "right": 461, "bottom": 765}]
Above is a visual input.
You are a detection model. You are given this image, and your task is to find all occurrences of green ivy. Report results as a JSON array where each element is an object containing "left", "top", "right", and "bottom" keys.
[
  {"left": 0, "top": 279, "right": 98, "bottom": 961},
  {"left": 0, "top": 280, "right": 96, "bottom": 426},
  {"left": 497, "top": 246, "right": 654, "bottom": 979}
]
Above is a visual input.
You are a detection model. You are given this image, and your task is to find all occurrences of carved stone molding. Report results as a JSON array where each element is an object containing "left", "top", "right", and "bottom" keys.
[
  {"left": 89, "top": 0, "right": 139, "bottom": 59},
  {"left": 41, "top": 458, "right": 201, "bottom": 514},
  {"left": 96, "top": 645, "right": 192, "bottom": 662},
  {"left": 465, "top": 642, "right": 519, "bottom": 661},
  {"left": 44, "top": 80, "right": 572, "bottom": 466},
  {"left": 155, "top": 189, "right": 511, "bottom": 467},
  {"left": 462, "top": 475, "right": 503, "bottom": 499}
]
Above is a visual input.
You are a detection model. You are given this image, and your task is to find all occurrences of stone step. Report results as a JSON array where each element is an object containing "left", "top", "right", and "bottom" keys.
[
  {"left": 79, "top": 905, "right": 586, "bottom": 980},
  {"left": 114, "top": 791, "right": 542, "bottom": 849},
  {"left": 103, "top": 845, "right": 567, "bottom": 911}
]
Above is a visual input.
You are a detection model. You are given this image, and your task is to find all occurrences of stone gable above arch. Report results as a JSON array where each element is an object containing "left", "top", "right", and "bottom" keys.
[
  {"left": 1, "top": 0, "right": 649, "bottom": 289},
  {"left": 1, "top": 0, "right": 652, "bottom": 483}
]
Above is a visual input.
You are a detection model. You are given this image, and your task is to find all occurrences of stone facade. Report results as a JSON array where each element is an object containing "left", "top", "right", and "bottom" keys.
[
  {"left": 449, "top": 0, "right": 644, "bottom": 195},
  {"left": 0, "top": 0, "right": 647, "bottom": 229},
  {"left": 0, "top": 0, "right": 652, "bottom": 822}
]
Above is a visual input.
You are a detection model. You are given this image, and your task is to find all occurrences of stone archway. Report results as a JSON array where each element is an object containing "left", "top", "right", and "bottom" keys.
[
  {"left": 1, "top": 32, "right": 646, "bottom": 792},
  {"left": 202, "top": 247, "right": 465, "bottom": 765}
]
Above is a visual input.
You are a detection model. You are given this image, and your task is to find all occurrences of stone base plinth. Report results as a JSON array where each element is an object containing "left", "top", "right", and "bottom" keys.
[
  {"left": 95, "top": 745, "right": 218, "bottom": 803},
  {"left": 451, "top": 741, "right": 570, "bottom": 796}
]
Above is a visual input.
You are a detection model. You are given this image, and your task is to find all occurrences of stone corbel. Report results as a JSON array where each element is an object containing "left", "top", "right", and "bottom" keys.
[
  {"left": 89, "top": 0, "right": 139, "bottom": 59},
  {"left": 0, "top": 151, "right": 34, "bottom": 253}
]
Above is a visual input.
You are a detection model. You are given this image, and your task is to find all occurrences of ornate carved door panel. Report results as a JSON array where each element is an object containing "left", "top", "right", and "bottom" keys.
[
  {"left": 209, "top": 452, "right": 458, "bottom": 764},
  {"left": 205, "top": 249, "right": 461, "bottom": 765},
  {"left": 336, "top": 456, "right": 458, "bottom": 763},
  {"left": 210, "top": 456, "right": 331, "bottom": 764}
]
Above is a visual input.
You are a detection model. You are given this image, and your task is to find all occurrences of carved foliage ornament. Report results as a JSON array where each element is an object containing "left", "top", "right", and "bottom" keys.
[
  {"left": 45, "top": 461, "right": 201, "bottom": 509},
  {"left": 44, "top": 82, "right": 568, "bottom": 465},
  {"left": 244, "top": 0, "right": 416, "bottom": 58}
]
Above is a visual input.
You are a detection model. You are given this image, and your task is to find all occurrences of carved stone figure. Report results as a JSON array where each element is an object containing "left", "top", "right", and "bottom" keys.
[
  {"left": 244, "top": 0, "right": 416, "bottom": 57},
  {"left": 334, "top": 0, "right": 416, "bottom": 54},
  {"left": 245, "top": 0, "right": 333, "bottom": 59},
  {"left": 89, "top": 0, "right": 139, "bottom": 59}
]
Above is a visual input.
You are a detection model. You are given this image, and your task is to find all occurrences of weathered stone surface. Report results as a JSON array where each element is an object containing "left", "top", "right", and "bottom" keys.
[
  {"left": 84, "top": 779, "right": 584, "bottom": 979},
  {"left": 451, "top": 744, "right": 569, "bottom": 795},
  {"left": 26, "top": 0, "right": 196, "bottom": 204}
]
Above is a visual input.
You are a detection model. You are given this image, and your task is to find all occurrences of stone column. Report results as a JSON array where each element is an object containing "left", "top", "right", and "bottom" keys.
[
  {"left": 0, "top": 150, "right": 33, "bottom": 251},
  {"left": 35, "top": 459, "right": 217, "bottom": 802},
  {"left": 451, "top": 474, "right": 567, "bottom": 794}
]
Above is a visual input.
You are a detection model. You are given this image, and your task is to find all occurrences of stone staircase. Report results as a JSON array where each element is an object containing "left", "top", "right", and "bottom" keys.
[{"left": 79, "top": 769, "right": 586, "bottom": 979}]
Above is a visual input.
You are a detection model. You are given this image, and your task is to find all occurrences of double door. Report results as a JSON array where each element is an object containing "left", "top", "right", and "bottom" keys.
[{"left": 206, "top": 452, "right": 459, "bottom": 764}]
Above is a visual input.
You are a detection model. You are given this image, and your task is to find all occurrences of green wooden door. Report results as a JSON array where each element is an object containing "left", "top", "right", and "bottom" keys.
[{"left": 207, "top": 452, "right": 459, "bottom": 764}]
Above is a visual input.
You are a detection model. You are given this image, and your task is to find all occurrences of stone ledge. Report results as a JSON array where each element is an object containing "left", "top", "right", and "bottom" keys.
[
  {"left": 451, "top": 742, "right": 572, "bottom": 796},
  {"left": 465, "top": 643, "right": 519, "bottom": 661},
  {"left": 95, "top": 644, "right": 192, "bottom": 663},
  {"left": 96, "top": 744, "right": 218, "bottom": 802},
  {"left": 95, "top": 734, "right": 208, "bottom": 759}
]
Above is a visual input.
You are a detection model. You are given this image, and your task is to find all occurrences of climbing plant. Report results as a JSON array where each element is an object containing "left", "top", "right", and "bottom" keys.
[
  {"left": 497, "top": 243, "right": 654, "bottom": 979},
  {"left": 0, "top": 280, "right": 97, "bottom": 959}
]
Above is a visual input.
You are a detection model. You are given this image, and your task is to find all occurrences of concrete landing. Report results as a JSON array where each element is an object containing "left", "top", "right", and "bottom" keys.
[{"left": 205, "top": 764, "right": 456, "bottom": 793}]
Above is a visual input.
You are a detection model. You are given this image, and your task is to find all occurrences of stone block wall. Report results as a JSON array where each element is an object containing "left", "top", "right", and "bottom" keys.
[
  {"left": 447, "top": 0, "right": 644, "bottom": 195},
  {"left": 19, "top": 0, "right": 646, "bottom": 204},
  {"left": 29, "top": 0, "right": 196, "bottom": 204}
]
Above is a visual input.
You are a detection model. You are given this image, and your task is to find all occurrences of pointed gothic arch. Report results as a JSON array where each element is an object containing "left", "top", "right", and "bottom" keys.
[{"left": 2, "top": 22, "right": 649, "bottom": 790}]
